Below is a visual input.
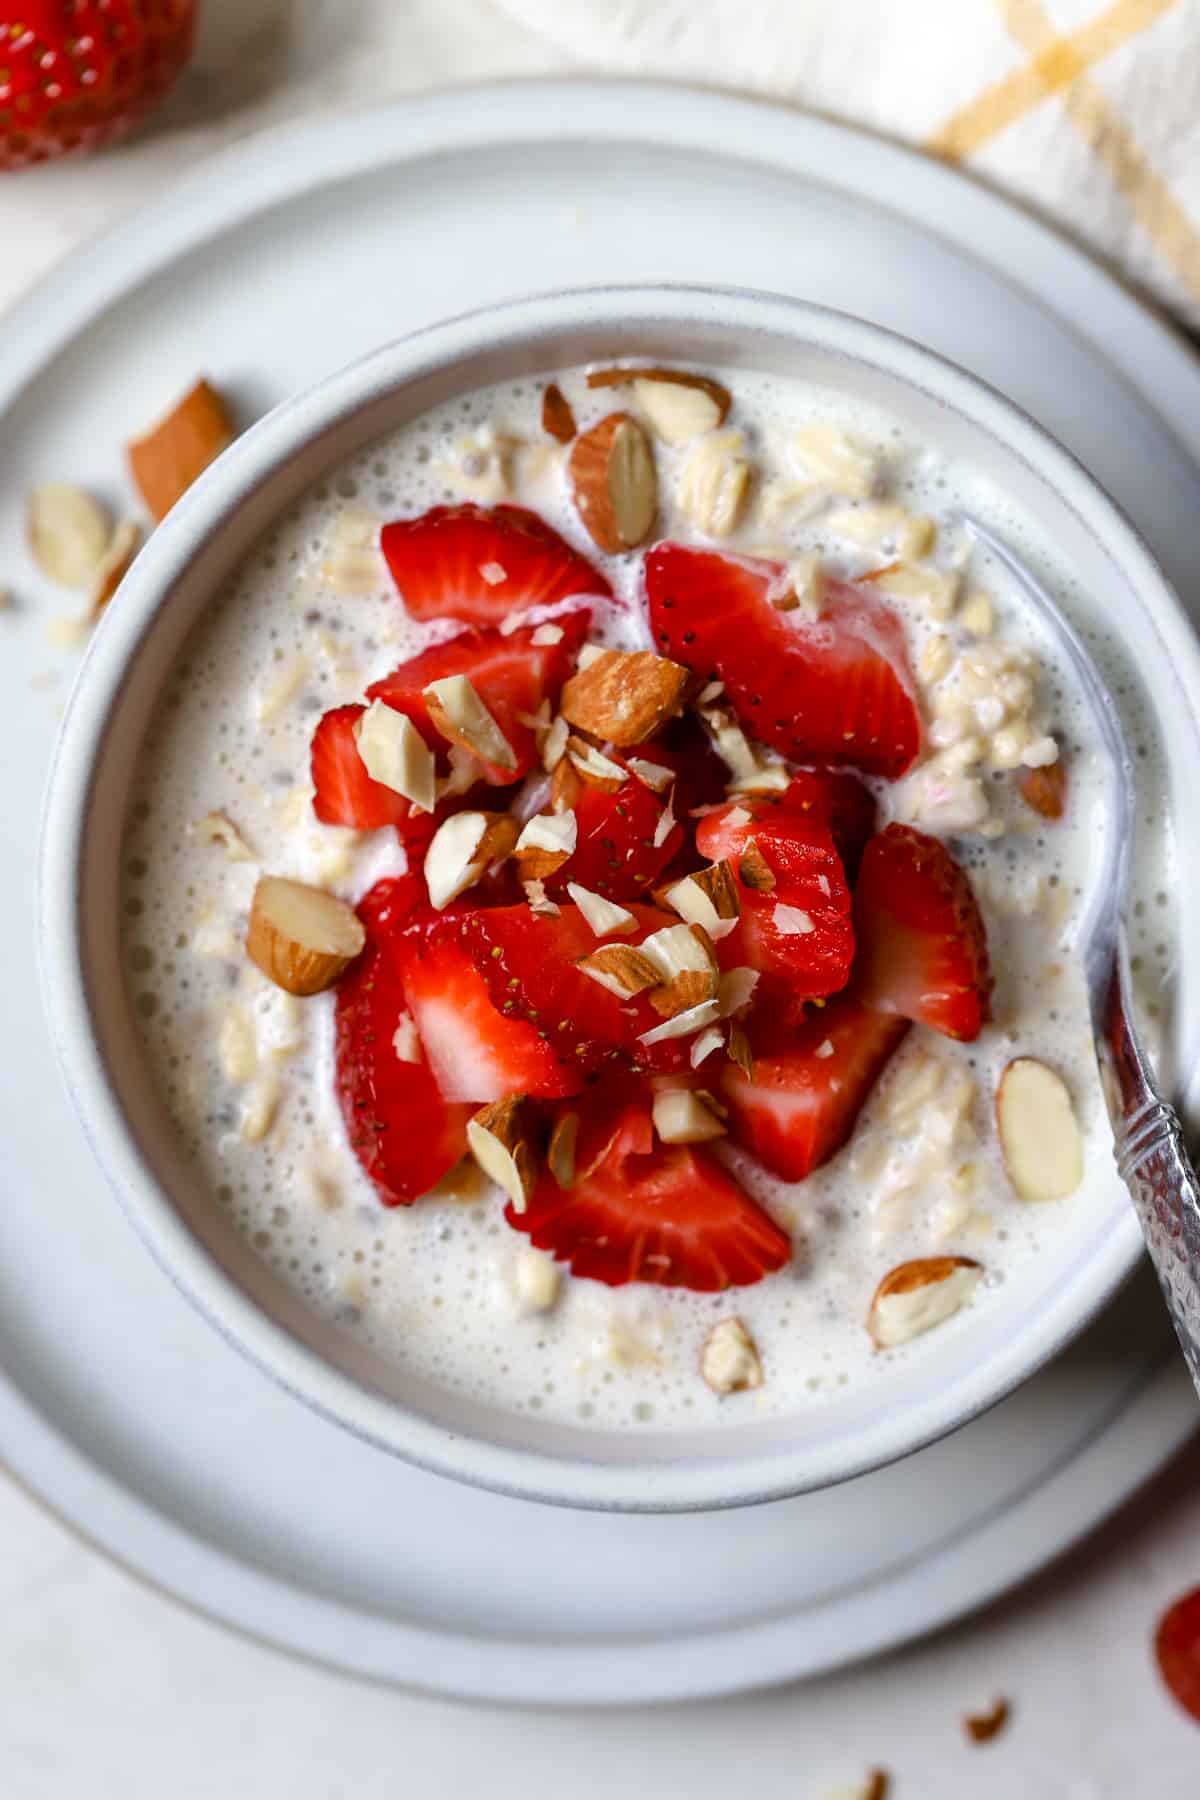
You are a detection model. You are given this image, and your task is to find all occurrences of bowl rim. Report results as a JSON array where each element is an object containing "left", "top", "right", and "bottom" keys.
[{"left": 37, "top": 282, "right": 1193, "bottom": 1512}]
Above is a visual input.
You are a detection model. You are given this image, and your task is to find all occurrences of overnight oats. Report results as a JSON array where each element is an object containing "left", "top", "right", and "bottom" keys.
[{"left": 119, "top": 361, "right": 1174, "bottom": 1427}]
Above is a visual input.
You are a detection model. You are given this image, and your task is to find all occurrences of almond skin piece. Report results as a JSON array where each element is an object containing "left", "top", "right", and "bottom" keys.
[
  {"left": 541, "top": 382, "right": 577, "bottom": 444},
  {"left": 561, "top": 648, "right": 689, "bottom": 746},
  {"left": 1017, "top": 759, "right": 1067, "bottom": 820},
  {"left": 737, "top": 842, "right": 777, "bottom": 892},
  {"left": 246, "top": 876, "right": 365, "bottom": 996},
  {"left": 568, "top": 411, "right": 657, "bottom": 554},
  {"left": 585, "top": 365, "right": 732, "bottom": 423},
  {"left": 726, "top": 1021, "right": 754, "bottom": 1080},
  {"left": 127, "top": 379, "right": 234, "bottom": 521},
  {"left": 88, "top": 519, "right": 142, "bottom": 618},
  {"left": 964, "top": 1698, "right": 1011, "bottom": 1745}
]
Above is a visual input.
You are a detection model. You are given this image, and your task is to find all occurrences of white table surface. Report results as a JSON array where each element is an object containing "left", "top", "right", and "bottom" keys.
[{"left": 2, "top": 4, "right": 1198, "bottom": 1793}]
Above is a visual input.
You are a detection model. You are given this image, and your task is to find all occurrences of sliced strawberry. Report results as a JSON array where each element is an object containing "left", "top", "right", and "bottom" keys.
[
  {"left": 695, "top": 771, "right": 877, "bottom": 882},
  {"left": 395, "top": 910, "right": 583, "bottom": 1102},
  {"left": 645, "top": 543, "right": 920, "bottom": 777},
  {"left": 381, "top": 503, "right": 609, "bottom": 629},
  {"left": 508, "top": 1093, "right": 791, "bottom": 1290},
  {"left": 311, "top": 704, "right": 415, "bottom": 830},
  {"left": 852, "top": 824, "right": 992, "bottom": 1041},
  {"left": 458, "top": 902, "right": 689, "bottom": 1076},
  {"left": 721, "top": 996, "right": 909, "bottom": 1182},
  {"left": 549, "top": 768, "right": 683, "bottom": 901},
  {"left": 1156, "top": 1586, "right": 1200, "bottom": 1723},
  {"left": 335, "top": 879, "right": 472, "bottom": 1204},
  {"left": 365, "top": 623, "right": 582, "bottom": 786}
]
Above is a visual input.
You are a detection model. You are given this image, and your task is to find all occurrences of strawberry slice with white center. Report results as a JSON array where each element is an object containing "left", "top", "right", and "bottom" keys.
[
  {"left": 395, "top": 910, "right": 583, "bottom": 1102},
  {"left": 458, "top": 902, "right": 691, "bottom": 1076},
  {"left": 335, "top": 878, "right": 474, "bottom": 1204},
  {"left": 721, "top": 995, "right": 909, "bottom": 1182},
  {"left": 508, "top": 1091, "right": 791, "bottom": 1290},
  {"left": 381, "top": 503, "right": 610, "bottom": 629},
  {"left": 644, "top": 542, "right": 921, "bottom": 777},
  {"left": 366, "top": 620, "right": 586, "bottom": 786},
  {"left": 852, "top": 823, "right": 992, "bottom": 1041}
]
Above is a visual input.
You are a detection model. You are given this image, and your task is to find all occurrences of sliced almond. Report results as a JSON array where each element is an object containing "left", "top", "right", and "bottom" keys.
[
  {"left": 701, "top": 1317, "right": 764, "bottom": 1395},
  {"left": 246, "top": 876, "right": 365, "bottom": 996},
  {"left": 424, "top": 674, "right": 517, "bottom": 771},
  {"left": 625, "top": 756, "right": 675, "bottom": 793},
  {"left": 1016, "top": 759, "right": 1067, "bottom": 820},
  {"left": 690, "top": 1026, "right": 725, "bottom": 1068},
  {"left": 522, "top": 878, "right": 560, "bottom": 917},
  {"left": 514, "top": 809, "right": 577, "bottom": 881},
  {"left": 541, "top": 712, "right": 570, "bottom": 772},
  {"left": 436, "top": 744, "right": 485, "bottom": 802},
  {"left": 653, "top": 1088, "right": 727, "bottom": 1145},
  {"left": 639, "top": 997, "right": 721, "bottom": 1045},
  {"left": 127, "top": 378, "right": 234, "bottom": 520},
  {"left": 587, "top": 365, "right": 731, "bottom": 427},
  {"left": 424, "top": 810, "right": 518, "bottom": 910},
  {"left": 661, "top": 865, "right": 739, "bottom": 939},
  {"left": 466, "top": 1096, "right": 539, "bottom": 1214},
  {"left": 541, "top": 382, "right": 577, "bottom": 444},
  {"left": 576, "top": 943, "right": 662, "bottom": 999},
  {"left": 726, "top": 1021, "right": 754, "bottom": 1079},
  {"left": 191, "top": 810, "right": 256, "bottom": 861},
  {"left": 566, "top": 736, "right": 627, "bottom": 792},
  {"left": 996, "top": 1058, "right": 1083, "bottom": 1202},
  {"left": 567, "top": 411, "right": 657, "bottom": 554},
  {"left": 737, "top": 841, "right": 776, "bottom": 893},
  {"left": 566, "top": 882, "right": 635, "bottom": 937},
  {"left": 634, "top": 376, "right": 725, "bottom": 444},
  {"left": 640, "top": 922, "right": 719, "bottom": 985},
  {"left": 27, "top": 484, "right": 112, "bottom": 588},
  {"left": 87, "top": 519, "right": 141, "bottom": 618},
  {"left": 867, "top": 1256, "right": 982, "bottom": 1349},
  {"left": 354, "top": 701, "right": 436, "bottom": 811},
  {"left": 703, "top": 707, "right": 789, "bottom": 794},
  {"left": 652, "top": 787, "right": 677, "bottom": 850},
  {"left": 717, "top": 966, "right": 760, "bottom": 1018},
  {"left": 547, "top": 1111, "right": 579, "bottom": 1188},
  {"left": 561, "top": 648, "right": 689, "bottom": 746}
]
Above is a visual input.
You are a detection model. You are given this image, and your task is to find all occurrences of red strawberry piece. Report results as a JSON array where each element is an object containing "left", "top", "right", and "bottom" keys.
[
  {"left": 366, "top": 622, "right": 582, "bottom": 785},
  {"left": 508, "top": 1094, "right": 791, "bottom": 1290},
  {"left": 645, "top": 543, "right": 920, "bottom": 777},
  {"left": 709, "top": 818, "right": 854, "bottom": 1007},
  {"left": 649, "top": 713, "right": 731, "bottom": 816},
  {"left": 695, "top": 771, "right": 877, "bottom": 883},
  {"left": 852, "top": 823, "right": 992, "bottom": 1041},
  {"left": 0, "top": 1, "right": 195, "bottom": 171},
  {"left": 381, "top": 503, "right": 609, "bottom": 629},
  {"left": 458, "top": 902, "right": 690, "bottom": 1076},
  {"left": 394, "top": 911, "right": 583, "bottom": 1102},
  {"left": 549, "top": 767, "right": 683, "bottom": 901},
  {"left": 721, "top": 995, "right": 909, "bottom": 1182},
  {"left": 335, "top": 884, "right": 472, "bottom": 1205},
  {"left": 311, "top": 704, "right": 418, "bottom": 830},
  {"left": 1155, "top": 1586, "right": 1200, "bottom": 1723}
]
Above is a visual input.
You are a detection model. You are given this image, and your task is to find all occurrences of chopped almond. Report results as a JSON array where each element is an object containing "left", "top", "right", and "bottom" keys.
[
  {"left": 576, "top": 943, "right": 662, "bottom": 999},
  {"left": 701, "top": 1317, "right": 763, "bottom": 1394},
  {"left": 566, "top": 883, "right": 635, "bottom": 937},
  {"left": 1017, "top": 759, "right": 1067, "bottom": 820},
  {"left": 424, "top": 674, "right": 517, "bottom": 771},
  {"left": 354, "top": 701, "right": 436, "bottom": 811},
  {"left": 639, "top": 998, "right": 721, "bottom": 1045},
  {"left": 88, "top": 519, "right": 141, "bottom": 618},
  {"left": 424, "top": 810, "right": 518, "bottom": 909},
  {"left": 640, "top": 922, "right": 720, "bottom": 1019},
  {"left": 566, "top": 736, "right": 627, "bottom": 791},
  {"left": 561, "top": 648, "right": 689, "bottom": 746},
  {"left": 246, "top": 876, "right": 365, "bottom": 996},
  {"left": 550, "top": 755, "right": 584, "bottom": 811},
  {"left": 738, "top": 841, "right": 776, "bottom": 892},
  {"left": 567, "top": 411, "right": 657, "bottom": 554},
  {"left": 547, "top": 1111, "right": 579, "bottom": 1188},
  {"left": 466, "top": 1097, "right": 539, "bottom": 1213},
  {"left": 127, "top": 379, "right": 234, "bottom": 520},
  {"left": 653, "top": 1088, "right": 727, "bottom": 1144},
  {"left": 625, "top": 755, "right": 674, "bottom": 793},
  {"left": 586, "top": 364, "right": 731, "bottom": 424},
  {"left": 726, "top": 1021, "right": 754, "bottom": 1079},
  {"left": 513, "top": 809, "right": 577, "bottom": 881},
  {"left": 541, "top": 382, "right": 577, "bottom": 444},
  {"left": 191, "top": 810, "right": 255, "bottom": 862},
  {"left": 665, "top": 864, "right": 740, "bottom": 938}
]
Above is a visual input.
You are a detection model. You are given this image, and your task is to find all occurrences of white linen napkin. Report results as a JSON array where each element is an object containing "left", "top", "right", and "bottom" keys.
[{"left": 494, "top": 0, "right": 1200, "bottom": 329}]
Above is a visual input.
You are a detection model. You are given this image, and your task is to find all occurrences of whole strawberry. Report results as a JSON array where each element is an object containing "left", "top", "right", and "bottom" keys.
[{"left": 0, "top": 1, "right": 195, "bottom": 171}]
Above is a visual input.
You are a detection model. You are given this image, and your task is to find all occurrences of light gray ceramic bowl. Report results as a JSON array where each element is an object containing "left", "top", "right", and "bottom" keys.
[{"left": 38, "top": 285, "right": 1200, "bottom": 1511}]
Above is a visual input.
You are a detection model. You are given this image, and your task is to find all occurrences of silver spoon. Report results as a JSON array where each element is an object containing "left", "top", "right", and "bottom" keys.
[{"left": 956, "top": 514, "right": 1200, "bottom": 1389}]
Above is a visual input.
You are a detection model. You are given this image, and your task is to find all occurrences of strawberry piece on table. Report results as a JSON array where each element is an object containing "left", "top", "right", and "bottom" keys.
[
  {"left": 645, "top": 543, "right": 920, "bottom": 777},
  {"left": 508, "top": 1095, "right": 791, "bottom": 1290},
  {"left": 366, "top": 622, "right": 582, "bottom": 785},
  {"left": 721, "top": 996, "right": 909, "bottom": 1182},
  {"left": 395, "top": 911, "right": 583, "bottom": 1102},
  {"left": 0, "top": 1, "right": 196, "bottom": 171},
  {"left": 1155, "top": 1586, "right": 1200, "bottom": 1723},
  {"left": 335, "top": 879, "right": 472, "bottom": 1204},
  {"left": 381, "top": 503, "right": 609, "bottom": 629},
  {"left": 852, "top": 823, "right": 992, "bottom": 1041},
  {"left": 695, "top": 771, "right": 878, "bottom": 884},
  {"left": 550, "top": 766, "right": 684, "bottom": 901},
  {"left": 458, "top": 902, "right": 689, "bottom": 1076}
]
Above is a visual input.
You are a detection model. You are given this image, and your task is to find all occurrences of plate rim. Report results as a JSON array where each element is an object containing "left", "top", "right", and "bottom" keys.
[{"left": 3, "top": 75, "right": 1200, "bottom": 1702}]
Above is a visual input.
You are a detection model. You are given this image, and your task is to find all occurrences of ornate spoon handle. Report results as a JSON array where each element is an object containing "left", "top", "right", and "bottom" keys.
[{"left": 1099, "top": 945, "right": 1200, "bottom": 1391}]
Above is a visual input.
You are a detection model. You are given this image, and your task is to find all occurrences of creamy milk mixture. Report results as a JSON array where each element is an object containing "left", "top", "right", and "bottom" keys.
[{"left": 119, "top": 367, "right": 1175, "bottom": 1429}]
